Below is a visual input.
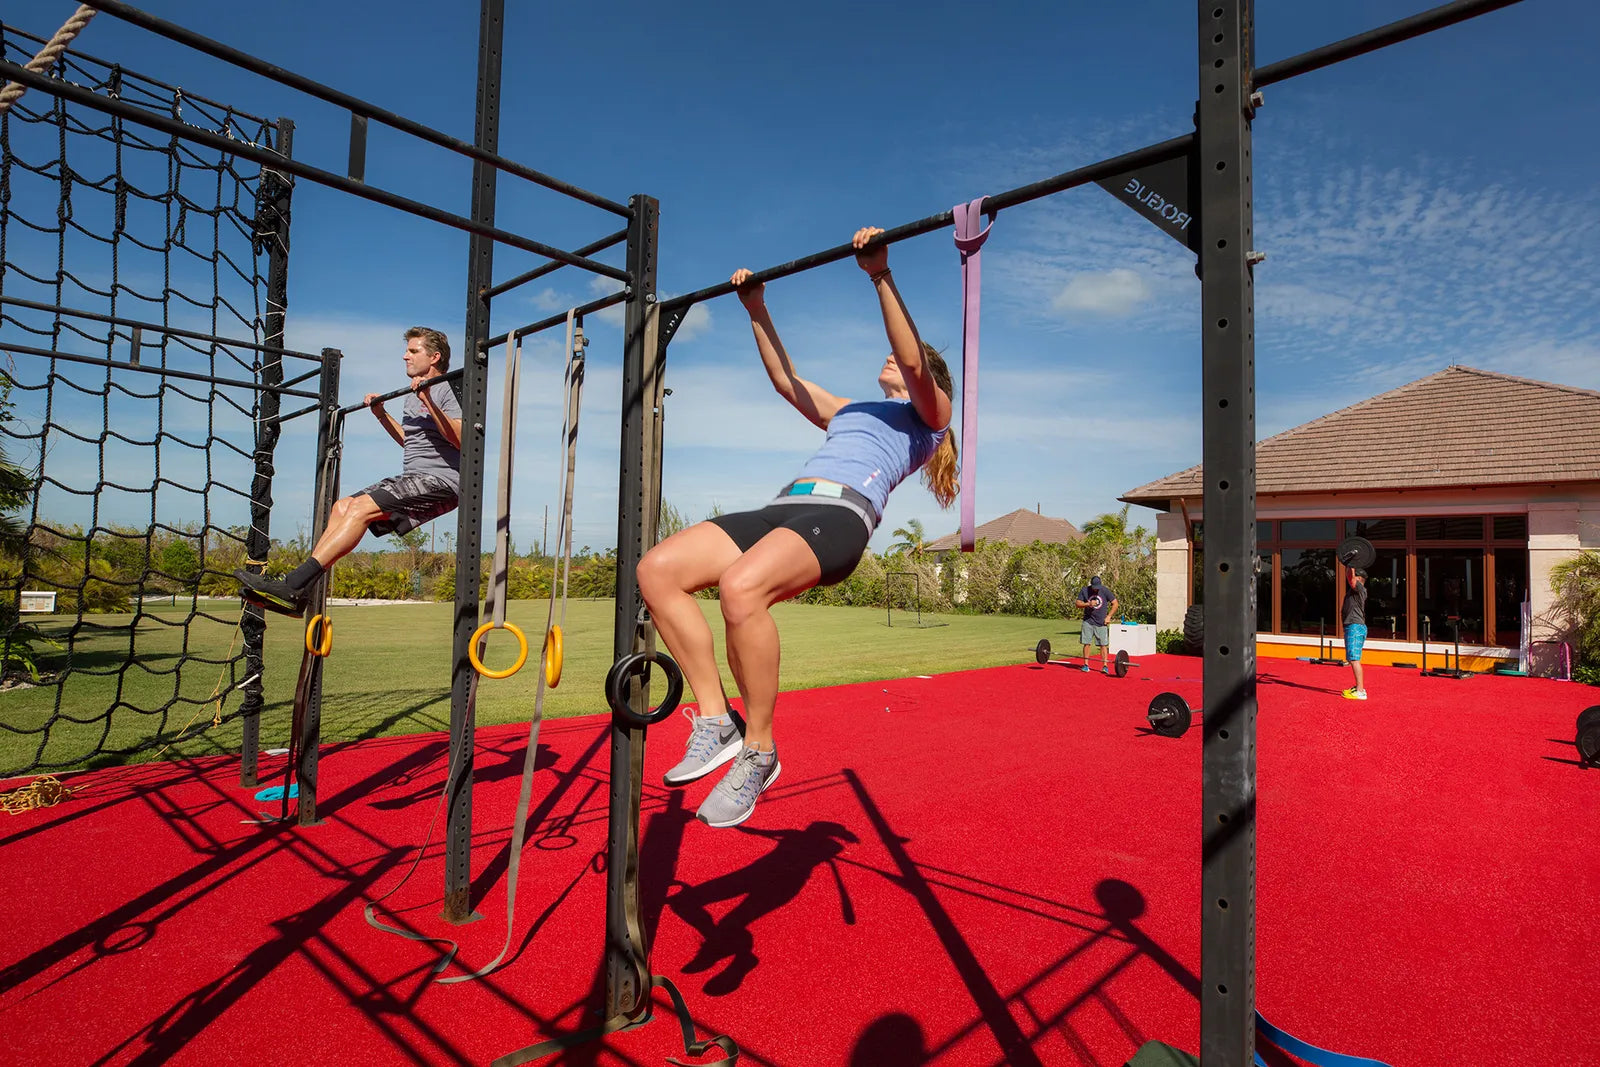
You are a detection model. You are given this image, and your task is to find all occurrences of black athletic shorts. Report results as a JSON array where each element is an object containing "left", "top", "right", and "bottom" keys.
[
  {"left": 709, "top": 503, "right": 872, "bottom": 587},
  {"left": 357, "top": 472, "right": 459, "bottom": 537}
]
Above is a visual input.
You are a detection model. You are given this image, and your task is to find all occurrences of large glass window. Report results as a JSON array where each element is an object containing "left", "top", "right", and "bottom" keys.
[
  {"left": 1280, "top": 519, "right": 1338, "bottom": 542},
  {"left": 1187, "top": 513, "right": 1526, "bottom": 644},
  {"left": 1256, "top": 551, "right": 1274, "bottom": 634},
  {"left": 1415, "top": 516, "right": 1484, "bottom": 540},
  {"left": 1493, "top": 548, "right": 1528, "bottom": 648},
  {"left": 1416, "top": 549, "right": 1484, "bottom": 645},
  {"left": 1279, "top": 548, "right": 1336, "bottom": 636},
  {"left": 1492, "top": 515, "right": 1527, "bottom": 541},
  {"left": 1190, "top": 522, "right": 1203, "bottom": 606},
  {"left": 1344, "top": 518, "right": 1407, "bottom": 541},
  {"left": 1362, "top": 548, "right": 1408, "bottom": 641}
]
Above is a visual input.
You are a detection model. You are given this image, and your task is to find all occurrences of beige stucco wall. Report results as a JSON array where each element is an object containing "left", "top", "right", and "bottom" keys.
[
  {"left": 1135, "top": 484, "right": 1600, "bottom": 675},
  {"left": 1154, "top": 511, "right": 1190, "bottom": 633}
]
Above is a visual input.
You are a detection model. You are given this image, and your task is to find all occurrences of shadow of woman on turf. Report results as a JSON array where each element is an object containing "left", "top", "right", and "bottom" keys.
[
  {"left": 849, "top": 1012, "right": 930, "bottom": 1066},
  {"left": 665, "top": 820, "right": 860, "bottom": 995}
]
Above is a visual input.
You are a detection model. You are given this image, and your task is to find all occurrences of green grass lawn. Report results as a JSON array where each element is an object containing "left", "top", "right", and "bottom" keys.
[{"left": 2, "top": 600, "right": 1080, "bottom": 775}]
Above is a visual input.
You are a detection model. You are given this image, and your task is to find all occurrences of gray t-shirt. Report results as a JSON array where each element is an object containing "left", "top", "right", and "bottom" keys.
[
  {"left": 1342, "top": 580, "right": 1368, "bottom": 626},
  {"left": 400, "top": 379, "right": 462, "bottom": 490}
]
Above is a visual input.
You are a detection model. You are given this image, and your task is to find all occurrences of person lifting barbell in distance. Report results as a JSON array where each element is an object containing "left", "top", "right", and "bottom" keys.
[
  {"left": 1342, "top": 566, "right": 1370, "bottom": 700},
  {"left": 1075, "top": 576, "right": 1119, "bottom": 674},
  {"left": 635, "top": 227, "right": 957, "bottom": 829},
  {"left": 235, "top": 327, "right": 462, "bottom": 617}
]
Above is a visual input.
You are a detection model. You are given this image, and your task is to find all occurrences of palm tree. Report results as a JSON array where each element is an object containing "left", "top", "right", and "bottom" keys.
[
  {"left": 1080, "top": 504, "right": 1132, "bottom": 543},
  {"left": 0, "top": 373, "right": 31, "bottom": 558},
  {"left": 0, "top": 370, "right": 51, "bottom": 680},
  {"left": 888, "top": 518, "right": 927, "bottom": 558}
]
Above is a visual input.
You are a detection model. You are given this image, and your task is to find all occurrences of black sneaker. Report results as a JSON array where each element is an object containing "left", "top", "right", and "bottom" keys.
[{"left": 235, "top": 568, "right": 308, "bottom": 618}]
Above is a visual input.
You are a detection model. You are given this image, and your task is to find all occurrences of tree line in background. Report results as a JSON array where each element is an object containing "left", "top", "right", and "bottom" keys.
[
  {"left": 2, "top": 500, "right": 1159, "bottom": 614},
  {"left": 3, "top": 358, "right": 1597, "bottom": 686}
]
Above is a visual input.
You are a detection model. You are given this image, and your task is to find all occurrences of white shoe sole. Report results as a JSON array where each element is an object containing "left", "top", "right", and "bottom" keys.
[
  {"left": 698, "top": 761, "right": 781, "bottom": 828},
  {"left": 662, "top": 738, "right": 742, "bottom": 786}
]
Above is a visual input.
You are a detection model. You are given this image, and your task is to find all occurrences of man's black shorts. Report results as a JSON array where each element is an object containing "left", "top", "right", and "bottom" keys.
[
  {"left": 356, "top": 473, "right": 458, "bottom": 537},
  {"left": 709, "top": 503, "right": 871, "bottom": 586}
]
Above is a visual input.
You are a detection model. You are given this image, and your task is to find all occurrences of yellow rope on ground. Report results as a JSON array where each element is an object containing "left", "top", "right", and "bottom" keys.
[
  {"left": 1, "top": 775, "right": 77, "bottom": 814},
  {"left": 0, "top": 5, "right": 98, "bottom": 115},
  {"left": 1, "top": 611, "right": 247, "bottom": 815}
]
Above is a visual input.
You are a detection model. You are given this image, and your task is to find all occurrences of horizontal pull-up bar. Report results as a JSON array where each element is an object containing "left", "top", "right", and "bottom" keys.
[
  {"left": 336, "top": 367, "right": 466, "bottom": 417},
  {"left": 2, "top": 342, "right": 323, "bottom": 399},
  {"left": 657, "top": 134, "right": 1194, "bottom": 314},
  {"left": 483, "top": 289, "right": 628, "bottom": 350},
  {"left": 3, "top": 21, "right": 275, "bottom": 127},
  {"left": 0, "top": 296, "right": 325, "bottom": 363},
  {"left": 75, "top": 0, "right": 632, "bottom": 220},
  {"left": 1255, "top": 0, "right": 1525, "bottom": 87},
  {"left": 0, "top": 60, "right": 632, "bottom": 286},
  {"left": 483, "top": 228, "right": 628, "bottom": 302},
  {"left": 270, "top": 400, "right": 322, "bottom": 427}
]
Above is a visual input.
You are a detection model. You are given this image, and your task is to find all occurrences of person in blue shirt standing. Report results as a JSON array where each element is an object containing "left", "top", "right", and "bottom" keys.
[
  {"left": 1075, "top": 576, "right": 1119, "bottom": 673},
  {"left": 636, "top": 227, "right": 957, "bottom": 829}
]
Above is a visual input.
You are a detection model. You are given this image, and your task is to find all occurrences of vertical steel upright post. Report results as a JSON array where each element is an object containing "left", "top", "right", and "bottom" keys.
[
  {"left": 296, "top": 346, "right": 341, "bottom": 826},
  {"left": 605, "top": 194, "right": 659, "bottom": 1018},
  {"left": 1196, "top": 1, "right": 1257, "bottom": 1063},
  {"left": 442, "top": 0, "right": 504, "bottom": 923},
  {"left": 240, "top": 116, "right": 295, "bottom": 788}
]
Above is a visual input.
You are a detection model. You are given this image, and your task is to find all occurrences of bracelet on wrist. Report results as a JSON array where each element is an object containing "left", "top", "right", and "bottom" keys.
[{"left": 869, "top": 268, "right": 892, "bottom": 283}]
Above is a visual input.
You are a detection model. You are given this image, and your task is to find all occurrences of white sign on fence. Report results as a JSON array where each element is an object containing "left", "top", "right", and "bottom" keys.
[{"left": 19, "top": 591, "right": 57, "bottom": 613}]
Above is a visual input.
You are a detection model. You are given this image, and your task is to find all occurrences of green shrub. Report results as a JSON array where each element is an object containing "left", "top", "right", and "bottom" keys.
[
  {"left": 1550, "top": 550, "right": 1600, "bottom": 679},
  {"left": 506, "top": 559, "right": 552, "bottom": 601},
  {"left": 1156, "top": 629, "right": 1188, "bottom": 655}
]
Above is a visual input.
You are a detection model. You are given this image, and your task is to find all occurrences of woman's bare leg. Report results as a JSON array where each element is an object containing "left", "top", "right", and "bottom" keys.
[
  {"left": 637, "top": 522, "right": 743, "bottom": 717},
  {"left": 717, "top": 529, "right": 823, "bottom": 750}
]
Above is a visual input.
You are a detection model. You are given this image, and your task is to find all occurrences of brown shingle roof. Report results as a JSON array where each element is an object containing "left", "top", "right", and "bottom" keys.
[
  {"left": 926, "top": 508, "right": 1082, "bottom": 552},
  {"left": 1120, "top": 366, "right": 1600, "bottom": 504}
]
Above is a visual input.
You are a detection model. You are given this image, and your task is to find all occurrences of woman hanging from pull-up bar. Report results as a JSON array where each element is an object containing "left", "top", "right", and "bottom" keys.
[{"left": 637, "top": 227, "right": 958, "bottom": 829}]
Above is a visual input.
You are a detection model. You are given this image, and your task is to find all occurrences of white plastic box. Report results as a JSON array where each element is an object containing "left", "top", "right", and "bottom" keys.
[{"left": 1110, "top": 622, "right": 1157, "bottom": 656}]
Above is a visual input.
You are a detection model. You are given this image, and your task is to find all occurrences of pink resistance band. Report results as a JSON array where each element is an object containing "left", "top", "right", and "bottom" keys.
[{"left": 952, "top": 197, "right": 992, "bottom": 553}]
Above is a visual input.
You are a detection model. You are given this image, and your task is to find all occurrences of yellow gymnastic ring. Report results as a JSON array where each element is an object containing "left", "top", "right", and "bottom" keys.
[
  {"left": 469, "top": 620, "right": 528, "bottom": 679},
  {"left": 305, "top": 614, "right": 333, "bottom": 657},
  {"left": 544, "top": 625, "right": 563, "bottom": 688}
]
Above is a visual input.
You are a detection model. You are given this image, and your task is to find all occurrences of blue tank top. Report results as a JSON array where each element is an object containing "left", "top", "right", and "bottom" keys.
[{"left": 793, "top": 399, "right": 947, "bottom": 520}]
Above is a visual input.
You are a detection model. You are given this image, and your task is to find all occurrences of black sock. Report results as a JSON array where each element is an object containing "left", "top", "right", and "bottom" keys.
[{"left": 287, "top": 558, "right": 325, "bottom": 592}]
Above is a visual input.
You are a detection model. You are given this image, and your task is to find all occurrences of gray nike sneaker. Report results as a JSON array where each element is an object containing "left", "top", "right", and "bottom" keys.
[
  {"left": 662, "top": 708, "right": 745, "bottom": 786},
  {"left": 695, "top": 746, "right": 780, "bottom": 828}
]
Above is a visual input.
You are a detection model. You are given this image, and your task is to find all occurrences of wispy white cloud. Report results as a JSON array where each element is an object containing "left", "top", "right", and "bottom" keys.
[{"left": 1052, "top": 268, "right": 1154, "bottom": 317}]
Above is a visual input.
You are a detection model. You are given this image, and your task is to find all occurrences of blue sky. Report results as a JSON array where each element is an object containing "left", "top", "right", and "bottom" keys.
[{"left": 4, "top": 0, "right": 1597, "bottom": 556}]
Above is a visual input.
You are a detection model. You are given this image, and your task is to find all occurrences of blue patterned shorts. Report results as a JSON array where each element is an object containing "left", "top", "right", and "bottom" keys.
[{"left": 1344, "top": 623, "right": 1368, "bottom": 662}]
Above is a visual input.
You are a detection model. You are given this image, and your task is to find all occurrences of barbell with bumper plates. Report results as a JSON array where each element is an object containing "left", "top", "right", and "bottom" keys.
[
  {"left": 1146, "top": 692, "right": 1196, "bottom": 738},
  {"left": 1578, "top": 705, "right": 1600, "bottom": 767},
  {"left": 1337, "top": 535, "right": 1376, "bottom": 570},
  {"left": 604, "top": 650, "right": 685, "bottom": 728},
  {"left": 1030, "top": 639, "right": 1134, "bottom": 678}
]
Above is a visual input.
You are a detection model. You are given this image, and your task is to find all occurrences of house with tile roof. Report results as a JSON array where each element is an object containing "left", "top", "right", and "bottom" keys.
[
  {"left": 1119, "top": 366, "right": 1600, "bottom": 675},
  {"left": 925, "top": 507, "right": 1081, "bottom": 554}
]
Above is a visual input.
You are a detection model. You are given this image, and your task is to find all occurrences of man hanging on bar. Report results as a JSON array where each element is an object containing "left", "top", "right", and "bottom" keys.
[{"left": 236, "top": 327, "right": 462, "bottom": 618}]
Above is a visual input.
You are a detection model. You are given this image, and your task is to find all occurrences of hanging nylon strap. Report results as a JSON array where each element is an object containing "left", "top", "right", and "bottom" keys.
[
  {"left": 952, "top": 197, "right": 992, "bottom": 553},
  {"left": 436, "top": 312, "right": 585, "bottom": 984},
  {"left": 363, "top": 315, "right": 586, "bottom": 985},
  {"left": 1255, "top": 1011, "right": 1392, "bottom": 1067},
  {"left": 491, "top": 974, "right": 737, "bottom": 1067},
  {"left": 276, "top": 414, "right": 343, "bottom": 821},
  {"left": 487, "top": 333, "right": 521, "bottom": 628}
]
